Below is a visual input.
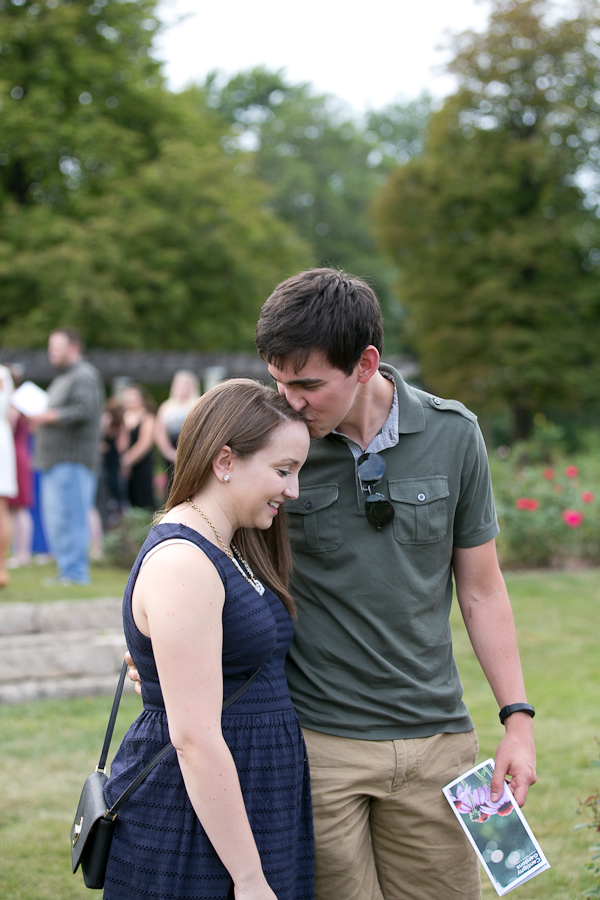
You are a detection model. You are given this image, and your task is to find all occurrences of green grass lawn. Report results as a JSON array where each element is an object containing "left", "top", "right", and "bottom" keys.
[
  {"left": 454, "top": 569, "right": 600, "bottom": 900},
  {"left": 0, "top": 568, "right": 598, "bottom": 898},
  {"left": 0, "top": 560, "right": 128, "bottom": 604}
]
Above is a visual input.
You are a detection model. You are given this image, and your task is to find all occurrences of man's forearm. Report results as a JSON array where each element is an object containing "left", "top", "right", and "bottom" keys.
[{"left": 453, "top": 540, "right": 536, "bottom": 805}]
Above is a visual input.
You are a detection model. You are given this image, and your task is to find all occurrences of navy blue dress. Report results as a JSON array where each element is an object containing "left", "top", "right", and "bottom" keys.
[{"left": 103, "top": 523, "right": 314, "bottom": 900}]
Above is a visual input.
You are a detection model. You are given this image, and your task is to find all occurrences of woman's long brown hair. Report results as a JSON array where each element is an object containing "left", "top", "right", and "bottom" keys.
[{"left": 164, "top": 379, "right": 307, "bottom": 616}]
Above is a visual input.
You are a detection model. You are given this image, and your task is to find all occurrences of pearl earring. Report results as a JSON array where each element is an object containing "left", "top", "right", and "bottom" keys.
[{"left": 223, "top": 474, "right": 230, "bottom": 482}]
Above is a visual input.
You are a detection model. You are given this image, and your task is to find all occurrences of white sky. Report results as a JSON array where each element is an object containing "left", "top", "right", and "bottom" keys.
[{"left": 154, "top": 0, "right": 494, "bottom": 114}]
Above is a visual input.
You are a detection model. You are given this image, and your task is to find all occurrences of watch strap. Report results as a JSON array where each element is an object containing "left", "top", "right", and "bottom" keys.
[{"left": 499, "top": 702, "right": 535, "bottom": 725}]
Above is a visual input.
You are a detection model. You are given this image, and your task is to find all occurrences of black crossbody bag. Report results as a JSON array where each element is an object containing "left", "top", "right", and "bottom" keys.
[{"left": 71, "top": 661, "right": 261, "bottom": 890}]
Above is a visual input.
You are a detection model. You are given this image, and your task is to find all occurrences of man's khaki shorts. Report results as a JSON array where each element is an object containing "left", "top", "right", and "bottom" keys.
[{"left": 302, "top": 727, "right": 481, "bottom": 900}]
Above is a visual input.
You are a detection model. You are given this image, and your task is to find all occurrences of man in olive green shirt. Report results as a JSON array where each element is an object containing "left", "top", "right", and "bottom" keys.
[{"left": 254, "top": 268, "right": 536, "bottom": 900}]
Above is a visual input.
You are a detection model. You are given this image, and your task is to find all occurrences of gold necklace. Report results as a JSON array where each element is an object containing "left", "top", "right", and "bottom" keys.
[{"left": 186, "top": 499, "right": 265, "bottom": 595}]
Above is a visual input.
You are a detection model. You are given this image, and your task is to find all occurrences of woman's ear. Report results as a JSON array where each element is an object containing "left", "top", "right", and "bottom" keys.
[{"left": 212, "top": 445, "right": 235, "bottom": 483}]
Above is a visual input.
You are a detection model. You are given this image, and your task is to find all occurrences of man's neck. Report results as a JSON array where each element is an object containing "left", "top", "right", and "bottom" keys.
[{"left": 334, "top": 370, "right": 395, "bottom": 450}]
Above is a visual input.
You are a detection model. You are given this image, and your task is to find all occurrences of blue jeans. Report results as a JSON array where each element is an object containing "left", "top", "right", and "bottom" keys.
[{"left": 40, "top": 463, "right": 97, "bottom": 583}]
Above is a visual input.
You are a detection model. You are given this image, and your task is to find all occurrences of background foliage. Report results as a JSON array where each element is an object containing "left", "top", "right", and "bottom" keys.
[
  {"left": 374, "top": 0, "right": 600, "bottom": 437},
  {"left": 0, "top": 0, "right": 312, "bottom": 350},
  {"left": 2, "top": 0, "right": 600, "bottom": 439},
  {"left": 490, "top": 440, "right": 600, "bottom": 567}
]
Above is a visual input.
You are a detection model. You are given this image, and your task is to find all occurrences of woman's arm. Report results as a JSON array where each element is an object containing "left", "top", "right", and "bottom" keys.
[
  {"left": 133, "top": 545, "right": 277, "bottom": 900},
  {"left": 154, "top": 405, "right": 177, "bottom": 461},
  {"left": 120, "top": 414, "right": 155, "bottom": 468}
]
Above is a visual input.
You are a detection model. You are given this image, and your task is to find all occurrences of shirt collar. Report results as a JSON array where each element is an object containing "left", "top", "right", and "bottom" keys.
[
  {"left": 331, "top": 363, "right": 425, "bottom": 457},
  {"left": 379, "top": 363, "right": 425, "bottom": 435}
]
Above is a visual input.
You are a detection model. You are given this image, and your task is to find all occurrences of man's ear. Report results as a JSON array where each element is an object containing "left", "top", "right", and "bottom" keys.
[
  {"left": 356, "top": 346, "right": 381, "bottom": 384},
  {"left": 212, "top": 445, "right": 235, "bottom": 483}
]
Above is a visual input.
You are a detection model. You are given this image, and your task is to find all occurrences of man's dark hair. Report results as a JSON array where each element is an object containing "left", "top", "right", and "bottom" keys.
[
  {"left": 255, "top": 268, "right": 384, "bottom": 376},
  {"left": 50, "top": 327, "right": 84, "bottom": 350}
]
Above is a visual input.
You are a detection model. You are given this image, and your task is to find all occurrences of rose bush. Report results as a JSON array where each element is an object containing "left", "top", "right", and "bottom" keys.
[{"left": 489, "top": 447, "right": 600, "bottom": 568}]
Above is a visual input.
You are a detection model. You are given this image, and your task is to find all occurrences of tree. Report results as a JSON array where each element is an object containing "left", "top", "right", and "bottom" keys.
[
  {"left": 373, "top": 0, "right": 600, "bottom": 438},
  {"left": 200, "top": 68, "right": 432, "bottom": 352},
  {"left": 0, "top": 2, "right": 311, "bottom": 350},
  {"left": 0, "top": 0, "right": 169, "bottom": 209}
]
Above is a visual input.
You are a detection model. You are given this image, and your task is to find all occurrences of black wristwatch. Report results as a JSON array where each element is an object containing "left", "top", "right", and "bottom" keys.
[{"left": 499, "top": 703, "right": 535, "bottom": 725}]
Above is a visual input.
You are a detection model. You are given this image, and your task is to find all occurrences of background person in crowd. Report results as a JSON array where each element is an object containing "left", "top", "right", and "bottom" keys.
[
  {"left": 119, "top": 384, "right": 156, "bottom": 511},
  {"left": 104, "top": 379, "right": 313, "bottom": 900},
  {"left": 253, "top": 268, "right": 536, "bottom": 900},
  {"left": 0, "top": 360, "right": 18, "bottom": 586},
  {"left": 28, "top": 328, "right": 104, "bottom": 586},
  {"left": 154, "top": 370, "right": 200, "bottom": 493},
  {"left": 7, "top": 365, "right": 34, "bottom": 569},
  {"left": 97, "top": 396, "right": 125, "bottom": 529}
]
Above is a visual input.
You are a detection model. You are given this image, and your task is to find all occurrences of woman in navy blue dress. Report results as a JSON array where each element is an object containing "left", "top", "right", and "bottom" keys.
[{"left": 103, "top": 380, "right": 313, "bottom": 900}]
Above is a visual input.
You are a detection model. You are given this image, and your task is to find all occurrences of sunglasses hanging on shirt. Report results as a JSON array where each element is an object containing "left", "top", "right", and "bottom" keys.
[{"left": 357, "top": 452, "right": 395, "bottom": 531}]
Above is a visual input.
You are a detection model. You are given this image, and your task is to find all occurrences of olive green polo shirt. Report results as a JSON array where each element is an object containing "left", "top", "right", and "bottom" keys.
[{"left": 284, "top": 364, "right": 499, "bottom": 741}]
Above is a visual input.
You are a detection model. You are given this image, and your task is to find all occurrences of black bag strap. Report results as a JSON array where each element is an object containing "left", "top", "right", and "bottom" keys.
[
  {"left": 100, "top": 662, "right": 262, "bottom": 818},
  {"left": 97, "top": 661, "right": 128, "bottom": 773}
]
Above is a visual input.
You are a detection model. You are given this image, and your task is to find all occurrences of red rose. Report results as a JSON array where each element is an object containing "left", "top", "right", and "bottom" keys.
[
  {"left": 562, "top": 509, "right": 584, "bottom": 528},
  {"left": 565, "top": 466, "right": 579, "bottom": 478},
  {"left": 581, "top": 491, "right": 594, "bottom": 503},
  {"left": 515, "top": 498, "right": 539, "bottom": 511},
  {"left": 542, "top": 468, "right": 555, "bottom": 480}
]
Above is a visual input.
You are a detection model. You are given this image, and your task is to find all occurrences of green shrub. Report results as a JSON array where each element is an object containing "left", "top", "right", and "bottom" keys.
[
  {"left": 489, "top": 445, "right": 600, "bottom": 568},
  {"left": 102, "top": 508, "right": 152, "bottom": 569}
]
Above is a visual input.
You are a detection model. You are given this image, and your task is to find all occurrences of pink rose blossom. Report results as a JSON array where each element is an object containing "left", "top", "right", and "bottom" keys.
[
  {"left": 515, "top": 497, "right": 539, "bottom": 511},
  {"left": 562, "top": 509, "right": 584, "bottom": 528},
  {"left": 542, "top": 468, "right": 555, "bottom": 480},
  {"left": 581, "top": 491, "right": 594, "bottom": 503},
  {"left": 565, "top": 465, "right": 579, "bottom": 478}
]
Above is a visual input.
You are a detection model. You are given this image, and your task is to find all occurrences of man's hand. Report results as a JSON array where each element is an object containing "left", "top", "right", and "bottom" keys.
[
  {"left": 125, "top": 650, "right": 142, "bottom": 696},
  {"left": 27, "top": 409, "right": 59, "bottom": 432},
  {"left": 490, "top": 712, "right": 537, "bottom": 807}
]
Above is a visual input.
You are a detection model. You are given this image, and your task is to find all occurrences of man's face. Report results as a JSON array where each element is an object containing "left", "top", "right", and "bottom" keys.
[
  {"left": 47, "top": 332, "right": 77, "bottom": 369},
  {"left": 268, "top": 352, "right": 360, "bottom": 439}
]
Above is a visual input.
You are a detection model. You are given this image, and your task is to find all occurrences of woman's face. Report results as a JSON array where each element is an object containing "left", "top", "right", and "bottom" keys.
[
  {"left": 172, "top": 373, "right": 195, "bottom": 403},
  {"left": 122, "top": 387, "right": 144, "bottom": 411},
  {"left": 227, "top": 419, "right": 310, "bottom": 531}
]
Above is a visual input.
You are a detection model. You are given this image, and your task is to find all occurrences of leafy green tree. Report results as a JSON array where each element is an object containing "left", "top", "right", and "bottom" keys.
[
  {"left": 0, "top": 0, "right": 168, "bottom": 209},
  {"left": 200, "top": 68, "right": 432, "bottom": 351},
  {"left": 374, "top": 0, "right": 600, "bottom": 438},
  {"left": 0, "top": 2, "right": 311, "bottom": 350},
  {"left": 0, "top": 119, "right": 311, "bottom": 349}
]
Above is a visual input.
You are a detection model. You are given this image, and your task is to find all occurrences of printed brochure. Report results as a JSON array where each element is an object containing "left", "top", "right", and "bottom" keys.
[{"left": 443, "top": 758, "right": 550, "bottom": 895}]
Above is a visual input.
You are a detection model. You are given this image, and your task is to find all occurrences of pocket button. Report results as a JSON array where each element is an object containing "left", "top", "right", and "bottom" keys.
[
  {"left": 303, "top": 501, "right": 313, "bottom": 510},
  {"left": 417, "top": 493, "right": 426, "bottom": 502}
]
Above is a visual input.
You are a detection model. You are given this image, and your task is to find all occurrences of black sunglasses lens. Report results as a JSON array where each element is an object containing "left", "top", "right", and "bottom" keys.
[
  {"left": 364, "top": 494, "right": 395, "bottom": 530},
  {"left": 357, "top": 453, "right": 386, "bottom": 486}
]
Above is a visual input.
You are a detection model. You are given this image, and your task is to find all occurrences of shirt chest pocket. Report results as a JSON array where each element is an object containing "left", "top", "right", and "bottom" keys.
[
  {"left": 285, "top": 484, "right": 343, "bottom": 554},
  {"left": 388, "top": 476, "right": 449, "bottom": 544}
]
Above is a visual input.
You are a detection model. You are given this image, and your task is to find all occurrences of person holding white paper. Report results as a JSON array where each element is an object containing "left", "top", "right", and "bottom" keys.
[{"left": 29, "top": 329, "right": 104, "bottom": 585}]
